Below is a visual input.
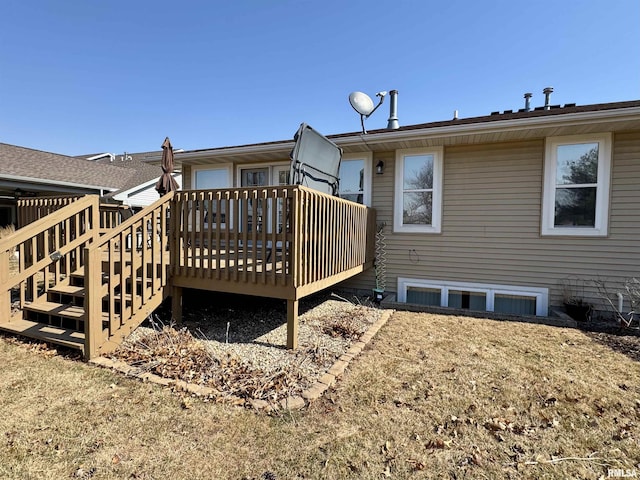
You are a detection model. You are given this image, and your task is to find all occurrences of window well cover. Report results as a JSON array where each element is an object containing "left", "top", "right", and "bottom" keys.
[{"left": 289, "top": 123, "right": 342, "bottom": 196}]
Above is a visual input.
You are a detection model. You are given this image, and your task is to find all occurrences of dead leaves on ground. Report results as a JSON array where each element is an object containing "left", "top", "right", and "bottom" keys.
[{"left": 113, "top": 326, "right": 305, "bottom": 406}]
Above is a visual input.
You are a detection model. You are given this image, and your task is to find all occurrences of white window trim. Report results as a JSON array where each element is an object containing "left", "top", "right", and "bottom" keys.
[
  {"left": 235, "top": 162, "right": 290, "bottom": 188},
  {"left": 542, "top": 133, "right": 612, "bottom": 237},
  {"left": 394, "top": 147, "right": 443, "bottom": 233},
  {"left": 341, "top": 152, "right": 372, "bottom": 206},
  {"left": 397, "top": 277, "right": 549, "bottom": 316},
  {"left": 191, "top": 164, "right": 233, "bottom": 189}
]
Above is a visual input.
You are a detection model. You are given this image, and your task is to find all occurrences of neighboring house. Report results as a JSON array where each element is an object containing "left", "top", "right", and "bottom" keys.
[
  {"left": 0, "top": 143, "right": 180, "bottom": 227},
  {"left": 144, "top": 98, "right": 640, "bottom": 317},
  {"left": 0, "top": 143, "right": 134, "bottom": 226},
  {"left": 78, "top": 151, "right": 182, "bottom": 209}
]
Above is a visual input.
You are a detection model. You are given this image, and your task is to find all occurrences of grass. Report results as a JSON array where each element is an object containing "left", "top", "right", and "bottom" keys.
[{"left": 1, "top": 310, "right": 640, "bottom": 479}]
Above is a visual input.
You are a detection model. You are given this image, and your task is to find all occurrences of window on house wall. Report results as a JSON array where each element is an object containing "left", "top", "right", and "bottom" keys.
[
  {"left": 192, "top": 166, "right": 231, "bottom": 226},
  {"left": 398, "top": 278, "right": 549, "bottom": 316},
  {"left": 542, "top": 134, "right": 611, "bottom": 236},
  {"left": 448, "top": 290, "right": 487, "bottom": 310},
  {"left": 394, "top": 148, "right": 443, "bottom": 233},
  {"left": 194, "top": 167, "right": 230, "bottom": 190},
  {"left": 494, "top": 293, "right": 537, "bottom": 315},
  {"left": 339, "top": 154, "right": 372, "bottom": 206},
  {"left": 236, "top": 164, "right": 290, "bottom": 233},
  {"left": 406, "top": 286, "right": 441, "bottom": 306}
]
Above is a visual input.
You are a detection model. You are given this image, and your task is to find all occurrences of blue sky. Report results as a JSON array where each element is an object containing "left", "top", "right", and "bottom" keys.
[{"left": 1, "top": 0, "right": 638, "bottom": 156}]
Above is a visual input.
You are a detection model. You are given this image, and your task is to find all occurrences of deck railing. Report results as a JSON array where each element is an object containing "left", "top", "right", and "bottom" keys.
[
  {"left": 17, "top": 195, "right": 84, "bottom": 229},
  {"left": 173, "top": 187, "right": 294, "bottom": 288},
  {"left": 83, "top": 192, "right": 174, "bottom": 358},
  {"left": 99, "top": 204, "right": 132, "bottom": 233},
  {"left": 0, "top": 196, "right": 100, "bottom": 323},
  {"left": 173, "top": 186, "right": 375, "bottom": 295},
  {"left": 294, "top": 186, "right": 376, "bottom": 294},
  {"left": 17, "top": 195, "right": 132, "bottom": 234}
]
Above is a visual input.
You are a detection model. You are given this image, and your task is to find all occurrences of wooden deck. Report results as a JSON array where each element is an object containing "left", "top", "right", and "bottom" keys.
[{"left": 1, "top": 186, "right": 376, "bottom": 358}]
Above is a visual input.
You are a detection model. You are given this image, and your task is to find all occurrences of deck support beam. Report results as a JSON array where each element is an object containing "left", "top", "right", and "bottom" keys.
[
  {"left": 171, "top": 286, "right": 183, "bottom": 324},
  {"left": 286, "top": 299, "right": 299, "bottom": 350}
]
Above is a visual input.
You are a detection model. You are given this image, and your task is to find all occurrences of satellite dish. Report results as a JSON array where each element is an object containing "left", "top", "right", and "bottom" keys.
[
  {"left": 348, "top": 90, "right": 387, "bottom": 134},
  {"left": 349, "top": 92, "right": 375, "bottom": 116}
]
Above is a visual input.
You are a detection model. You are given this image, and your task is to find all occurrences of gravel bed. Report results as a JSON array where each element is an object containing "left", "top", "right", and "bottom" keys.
[{"left": 116, "top": 290, "right": 384, "bottom": 400}]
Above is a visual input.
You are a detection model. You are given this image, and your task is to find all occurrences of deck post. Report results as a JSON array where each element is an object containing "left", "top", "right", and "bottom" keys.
[
  {"left": 286, "top": 298, "right": 299, "bottom": 350},
  {"left": 84, "top": 246, "right": 102, "bottom": 360},
  {"left": 0, "top": 250, "right": 9, "bottom": 324},
  {"left": 90, "top": 196, "right": 101, "bottom": 243},
  {"left": 172, "top": 286, "right": 183, "bottom": 324}
]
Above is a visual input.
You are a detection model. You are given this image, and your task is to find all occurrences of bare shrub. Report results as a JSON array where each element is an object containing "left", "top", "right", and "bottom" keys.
[{"left": 594, "top": 277, "right": 639, "bottom": 329}]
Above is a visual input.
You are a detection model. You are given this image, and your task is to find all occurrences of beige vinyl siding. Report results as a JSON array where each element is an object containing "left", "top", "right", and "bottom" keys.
[
  {"left": 344, "top": 132, "right": 640, "bottom": 313},
  {"left": 341, "top": 151, "right": 394, "bottom": 292},
  {"left": 183, "top": 166, "right": 193, "bottom": 189}
]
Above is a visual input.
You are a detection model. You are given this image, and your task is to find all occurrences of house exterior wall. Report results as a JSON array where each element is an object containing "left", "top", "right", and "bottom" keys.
[
  {"left": 343, "top": 131, "right": 640, "bottom": 314},
  {"left": 119, "top": 175, "right": 183, "bottom": 208},
  {"left": 183, "top": 166, "right": 193, "bottom": 189}
]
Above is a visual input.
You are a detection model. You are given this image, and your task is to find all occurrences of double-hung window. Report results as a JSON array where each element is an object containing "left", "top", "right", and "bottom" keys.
[
  {"left": 542, "top": 134, "right": 611, "bottom": 236},
  {"left": 394, "top": 147, "right": 443, "bottom": 233}
]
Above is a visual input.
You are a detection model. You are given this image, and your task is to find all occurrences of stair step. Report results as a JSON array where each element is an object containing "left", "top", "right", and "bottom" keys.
[
  {"left": 24, "top": 301, "right": 85, "bottom": 319},
  {"left": 49, "top": 284, "right": 85, "bottom": 297},
  {"left": 0, "top": 319, "right": 84, "bottom": 351},
  {"left": 23, "top": 301, "right": 109, "bottom": 323}
]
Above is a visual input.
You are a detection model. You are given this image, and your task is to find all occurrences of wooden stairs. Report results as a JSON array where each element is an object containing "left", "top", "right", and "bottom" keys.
[
  {"left": 1, "top": 257, "right": 164, "bottom": 355},
  {"left": 0, "top": 193, "right": 174, "bottom": 359}
]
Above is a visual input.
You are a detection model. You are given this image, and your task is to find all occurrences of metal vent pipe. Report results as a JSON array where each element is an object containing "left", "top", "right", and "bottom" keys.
[
  {"left": 387, "top": 90, "right": 399, "bottom": 130},
  {"left": 543, "top": 87, "right": 554, "bottom": 110},
  {"left": 524, "top": 92, "right": 532, "bottom": 112}
]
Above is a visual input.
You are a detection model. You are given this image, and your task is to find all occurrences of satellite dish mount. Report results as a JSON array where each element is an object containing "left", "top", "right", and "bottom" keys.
[{"left": 349, "top": 91, "right": 387, "bottom": 134}]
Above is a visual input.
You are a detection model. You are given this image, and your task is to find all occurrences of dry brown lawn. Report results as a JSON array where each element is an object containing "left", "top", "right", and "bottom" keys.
[{"left": 1, "top": 310, "right": 640, "bottom": 479}]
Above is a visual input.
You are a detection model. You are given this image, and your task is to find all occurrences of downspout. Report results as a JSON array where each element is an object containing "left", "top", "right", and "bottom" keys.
[{"left": 617, "top": 292, "right": 624, "bottom": 314}]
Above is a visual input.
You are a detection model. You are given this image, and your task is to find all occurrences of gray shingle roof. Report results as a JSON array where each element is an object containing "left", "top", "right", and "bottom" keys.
[
  {"left": 0, "top": 143, "right": 136, "bottom": 190},
  {"left": 77, "top": 151, "right": 164, "bottom": 196}
]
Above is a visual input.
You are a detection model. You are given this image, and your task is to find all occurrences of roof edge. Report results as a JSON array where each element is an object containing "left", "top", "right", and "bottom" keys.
[{"left": 0, "top": 173, "right": 118, "bottom": 192}]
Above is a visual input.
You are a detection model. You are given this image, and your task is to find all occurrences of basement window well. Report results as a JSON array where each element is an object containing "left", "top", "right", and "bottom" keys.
[{"left": 398, "top": 278, "right": 548, "bottom": 316}]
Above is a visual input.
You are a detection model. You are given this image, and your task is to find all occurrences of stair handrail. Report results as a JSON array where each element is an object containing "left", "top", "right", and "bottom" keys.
[
  {"left": 84, "top": 191, "right": 175, "bottom": 359},
  {"left": 0, "top": 195, "right": 101, "bottom": 321}
]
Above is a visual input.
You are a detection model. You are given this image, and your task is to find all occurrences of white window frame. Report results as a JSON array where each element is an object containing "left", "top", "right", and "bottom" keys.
[
  {"left": 235, "top": 163, "right": 291, "bottom": 233},
  {"left": 191, "top": 164, "right": 233, "bottom": 190},
  {"left": 340, "top": 153, "right": 372, "bottom": 206},
  {"left": 542, "top": 133, "right": 612, "bottom": 237},
  {"left": 236, "top": 162, "right": 290, "bottom": 188},
  {"left": 398, "top": 278, "right": 549, "bottom": 316},
  {"left": 394, "top": 147, "right": 443, "bottom": 233}
]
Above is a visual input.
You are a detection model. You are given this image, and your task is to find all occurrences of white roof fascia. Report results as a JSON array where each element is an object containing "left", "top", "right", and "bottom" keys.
[
  {"left": 142, "top": 105, "right": 640, "bottom": 160},
  {"left": 145, "top": 141, "right": 296, "bottom": 163},
  {"left": 0, "top": 173, "right": 118, "bottom": 192},
  {"left": 334, "top": 106, "right": 640, "bottom": 147}
]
